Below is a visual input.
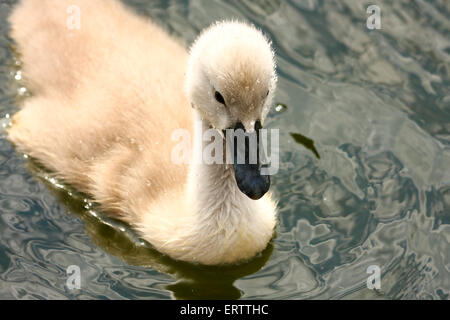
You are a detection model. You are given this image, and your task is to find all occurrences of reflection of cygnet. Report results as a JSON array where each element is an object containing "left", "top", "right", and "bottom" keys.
[{"left": 7, "top": 0, "right": 278, "bottom": 265}]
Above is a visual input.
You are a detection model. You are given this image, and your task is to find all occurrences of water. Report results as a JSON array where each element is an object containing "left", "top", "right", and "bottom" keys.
[{"left": 0, "top": 0, "right": 449, "bottom": 300}]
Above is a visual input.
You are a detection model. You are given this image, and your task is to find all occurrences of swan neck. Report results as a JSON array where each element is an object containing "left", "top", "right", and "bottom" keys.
[{"left": 187, "top": 111, "right": 243, "bottom": 213}]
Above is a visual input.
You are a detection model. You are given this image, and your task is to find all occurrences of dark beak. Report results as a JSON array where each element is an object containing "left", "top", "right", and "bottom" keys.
[{"left": 225, "top": 121, "right": 270, "bottom": 200}]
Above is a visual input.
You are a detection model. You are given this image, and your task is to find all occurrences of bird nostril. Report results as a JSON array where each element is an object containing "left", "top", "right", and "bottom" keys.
[{"left": 234, "top": 122, "right": 245, "bottom": 130}]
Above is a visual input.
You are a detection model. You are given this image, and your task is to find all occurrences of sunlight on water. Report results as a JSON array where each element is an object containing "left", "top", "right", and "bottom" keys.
[{"left": 0, "top": 0, "right": 449, "bottom": 299}]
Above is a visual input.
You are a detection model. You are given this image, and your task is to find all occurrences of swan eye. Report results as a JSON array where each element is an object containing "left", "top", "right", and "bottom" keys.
[
  {"left": 215, "top": 91, "right": 225, "bottom": 104},
  {"left": 266, "top": 90, "right": 269, "bottom": 97}
]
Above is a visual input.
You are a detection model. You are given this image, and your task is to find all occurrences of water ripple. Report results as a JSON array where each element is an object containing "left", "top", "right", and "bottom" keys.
[{"left": 0, "top": 0, "right": 448, "bottom": 299}]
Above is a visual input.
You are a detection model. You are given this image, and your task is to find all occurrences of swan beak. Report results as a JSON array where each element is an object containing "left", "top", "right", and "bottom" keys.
[{"left": 226, "top": 121, "right": 270, "bottom": 200}]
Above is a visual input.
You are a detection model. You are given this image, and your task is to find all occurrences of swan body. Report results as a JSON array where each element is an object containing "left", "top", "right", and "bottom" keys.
[{"left": 7, "top": 0, "right": 278, "bottom": 265}]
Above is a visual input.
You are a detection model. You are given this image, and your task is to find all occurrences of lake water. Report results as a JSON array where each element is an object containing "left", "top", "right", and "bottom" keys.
[{"left": 0, "top": 0, "right": 449, "bottom": 300}]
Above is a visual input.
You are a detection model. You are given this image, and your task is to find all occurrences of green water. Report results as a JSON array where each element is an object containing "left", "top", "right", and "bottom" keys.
[{"left": 0, "top": 0, "right": 449, "bottom": 299}]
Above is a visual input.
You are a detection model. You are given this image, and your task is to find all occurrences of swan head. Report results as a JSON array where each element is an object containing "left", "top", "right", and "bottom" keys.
[
  {"left": 185, "top": 21, "right": 277, "bottom": 200},
  {"left": 186, "top": 21, "right": 277, "bottom": 131}
]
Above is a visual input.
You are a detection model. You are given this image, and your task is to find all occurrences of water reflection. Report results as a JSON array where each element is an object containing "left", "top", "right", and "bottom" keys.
[
  {"left": 290, "top": 132, "right": 320, "bottom": 159},
  {"left": 0, "top": 0, "right": 449, "bottom": 300},
  {"left": 28, "top": 159, "right": 274, "bottom": 300}
]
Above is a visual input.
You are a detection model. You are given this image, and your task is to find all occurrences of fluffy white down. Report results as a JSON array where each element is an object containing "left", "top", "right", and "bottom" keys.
[{"left": 7, "top": 0, "right": 278, "bottom": 265}]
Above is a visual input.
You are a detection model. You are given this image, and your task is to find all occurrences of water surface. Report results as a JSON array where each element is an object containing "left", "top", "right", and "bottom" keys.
[{"left": 0, "top": 0, "right": 449, "bottom": 299}]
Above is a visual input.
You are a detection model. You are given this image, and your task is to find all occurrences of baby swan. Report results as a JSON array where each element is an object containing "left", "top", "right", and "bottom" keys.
[{"left": 7, "top": 0, "right": 278, "bottom": 265}]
